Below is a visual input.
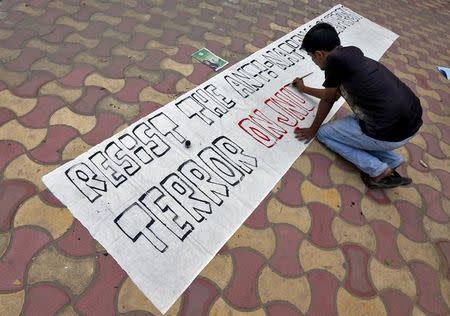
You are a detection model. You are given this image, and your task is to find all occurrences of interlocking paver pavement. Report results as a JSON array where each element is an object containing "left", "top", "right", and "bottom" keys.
[{"left": 0, "top": 0, "right": 449, "bottom": 315}]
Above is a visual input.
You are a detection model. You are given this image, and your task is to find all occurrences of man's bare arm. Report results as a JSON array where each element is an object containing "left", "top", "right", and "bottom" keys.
[
  {"left": 295, "top": 87, "right": 339, "bottom": 141},
  {"left": 292, "top": 77, "right": 340, "bottom": 101},
  {"left": 311, "top": 87, "right": 338, "bottom": 130}
]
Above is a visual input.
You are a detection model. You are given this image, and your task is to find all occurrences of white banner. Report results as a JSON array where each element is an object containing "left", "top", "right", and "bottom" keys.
[{"left": 43, "top": 5, "right": 398, "bottom": 314}]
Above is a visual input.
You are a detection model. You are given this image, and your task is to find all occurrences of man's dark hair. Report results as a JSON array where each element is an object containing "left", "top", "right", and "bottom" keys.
[{"left": 301, "top": 23, "right": 340, "bottom": 53}]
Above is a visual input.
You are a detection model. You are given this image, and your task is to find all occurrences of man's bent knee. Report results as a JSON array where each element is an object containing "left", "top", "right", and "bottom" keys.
[{"left": 316, "top": 124, "right": 332, "bottom": 143}]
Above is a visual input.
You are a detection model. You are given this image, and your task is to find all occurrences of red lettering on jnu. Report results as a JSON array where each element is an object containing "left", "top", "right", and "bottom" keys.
[{"left": 238, "top": 84, "right": 315, "bottom": 148}]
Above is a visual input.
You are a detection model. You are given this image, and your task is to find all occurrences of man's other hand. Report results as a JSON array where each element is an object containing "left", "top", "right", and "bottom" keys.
[
  {"left": 292, "top": 77, "right": 306, "bottom": 93},
  {"left": 294, "top": 126, "right": 318, "bottom": 142}
]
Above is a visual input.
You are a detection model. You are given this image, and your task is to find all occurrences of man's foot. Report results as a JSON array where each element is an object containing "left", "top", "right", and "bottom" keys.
[
  {"left": 360, "top": 170, "right": 412, "bottom": 189},
  {"left": 391, "top": 170, "right": 412, "bottom": 185},
  {"left": 372, "top": 167, "right": 393, "bottom": 182}
]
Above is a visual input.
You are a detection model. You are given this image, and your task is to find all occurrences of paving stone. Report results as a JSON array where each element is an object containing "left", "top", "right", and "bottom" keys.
[
  {"left": 39, "top": 81, "right": 82, "bottom": 103},
  {"left": 75, "top": 254, "right": 126, "bottom": 315},
  {"left": 154, "top": 71, "right": 182, "bottom": 95},
  {"left": 228, "top": 226, "right": 275, "bottom": 259},
  {"left": 114, "top": 78, "right": 148, "bottom": 103},
  {"left": 410, "top": 262, "right": 449, "bottom": 315},
  {"left": 397, "top": 233, "right": 440, "bottom": 271},
  {"left": 395, "top": 200, "right": 428, "bottom": 242},
  {"left": 302, "top": 180, "right": 341, "bottom": 210},
  {"left": 1, "top": 29, "right": 35, "bottom": 49},
  {"left": 436, "top": 241, "right": 450, "bottom": 278},
  {"left": 199, "top": 253, "right": 233, "bottom": 290},
  {"left": 0, "top": 108, "right": 15, "bottom": 126},
  {"left": 5, "top": 47, "right": 46, "bottom": 72},
  {"left": 187, "top": 63, "right": 213, "bottom": 85},
  {"left": 0, "top": 179, "right": 35, "bottom": 232},
  {"left": 118, "top": 277, "right": 182, "bottom": 315},
  {"left": 0, "top": 290, "right": 25, "bottom": 316},
  {"left": 127, "top": 32, "right": 153, "bottom": 50},
  {"left": 101, "top": 55, "right": 134, "bottom": 79},
  {"left": 138, "top": 49, "right": 167, "bottom": 70},
  {"left": 243, "top": 193, "right": 270, "bottom": 229},
  {"left": 307, "top": 270, "right": 339, "bottom": 316},
  {"left": 276, "top": 168, "right": 304, "bottom": 206},
  {"left": 267, "top": 302, "right": 302, "bottom": 316},
  {"left": 338, "top": 185, "right": 365, "bottom": 225},
  {"left": 48, "top": 43, "right": 85, "bottom": 65},
  {"left": 21, "top": 284, "right": 69, "bottom": 316},
  {"left": 380, "top": 289, "right": 413, "bottom": 316},
  {"left": 42, "top": 25, "right": 73, "bottom": 43},
  {"left": 12, "top": 71, "right": 55, "bottom": 98},
  {"left": 435, "top": 169, "right": 450, "bottom": 199},
  {"left": 269, "top": 223, "right": 304, "bottom": 277},
  {"left": 337, "top": 287, "right": 386, "bottom": 316},
  {"left": 115, "top": 17, "right": 140, "bottom": 33},
  {"left": 18, "top": 96, "right": 65, "bottom": 128},
  {"left": 29, "top": 125, "right": 79, "bottom": 163},
  {"left": 96, "top": 95, "right": 139, "bottom": 121},
  {"left": 309, "top": 202, "right": 338, "bottom": 248},
  {"left": 78, "top": 20, "right": 109, "bottom": 39},
  {"left": 179, "top": 278, "right": 218, "bottom": 316},
  {"left": 258, "top": 266, "right": 310, "bottom": 313},
  {"left": 39, "top": 188, "right": 64, "bottom": 208},
  {"left": 28, "top": 246, "right": 95, "bottom": 295},
  {"left": 268, "top": 200, "right": 310, "bottom": 235},
  {"left": 91, "top": 37, "right": 121, "bottom": 57},
  {"left": 342, "top": 244, "right": 377, "bottom": 297},
  {"left": 50, "top": 107, "right": 96, "bottom": 135},
  {"left": 72, "top": 4, "right": 97, "bottom": 21},
  {"left": 134, "top": 101, "right": 161, "bottom": 122},
  {"left": 370, "top": 220, "right": 405, "bottom": 268},
  {"left": 59, "top": 64, "right": 96, "bottom": 87},
  {"left": 223, "top": 248, "right": 265, "bottom": 309},
  {"left": 417, "top": 184, "right": 449, "bottom": 223},
  {"left": 82, "top": 111, "right": 124, "bottom": 145},
  {"left": 299, "top": 240, "right": 345, "bottom": 281},
  {"left": 35, "top": 7, "right": 65, "bottom": 24},
  {"left": 0, "top": 227, "right": 49, "bottom": 291},
  {"left": 14, "top": 194, "right": 73, "bottom": 239},
  {"left": 70, "top": 86, "right": 109, "bottom": 115}
]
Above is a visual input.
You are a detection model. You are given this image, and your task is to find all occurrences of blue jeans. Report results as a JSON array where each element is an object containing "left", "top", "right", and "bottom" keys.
[{"left": 316, "top": 115, "right": 412, "bottom": 177}]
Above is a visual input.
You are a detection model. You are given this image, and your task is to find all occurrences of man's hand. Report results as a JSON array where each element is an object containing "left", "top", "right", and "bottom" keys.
[
  {"left": 294, "top": 126, "right": 318, "bottom": 142},
  {"left": 292, "top": 77, "right": 306, "bottom": 93}
]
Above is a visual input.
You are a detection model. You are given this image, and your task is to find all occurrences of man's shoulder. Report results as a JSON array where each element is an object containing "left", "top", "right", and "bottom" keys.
[
  {"left": 326, "top": 46, "right": 369, "bottom": 75},
  {"left": 331, "top": 46, "right": 363, "bottom": 60}
]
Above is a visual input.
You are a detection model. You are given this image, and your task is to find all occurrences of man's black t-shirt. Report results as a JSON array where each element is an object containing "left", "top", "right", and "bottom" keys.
[{"left": 323, "top": 46, "right": 422, "bottom": 142}]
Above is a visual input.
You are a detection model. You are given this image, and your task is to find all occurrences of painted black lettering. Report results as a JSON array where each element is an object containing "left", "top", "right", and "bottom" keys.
[
  {"left": 191, "top": 89, "right": 228, "bottom": 116},
  {"left": 198, "top": 147, "right": 244, "bottom": 186},
  {"left": 149, "top": 113, "right": 185, "bottom": 144},
  {"left": 175, "top": 94, "right": 215, "bottom": 125},
  {"left": 115, "top": 203, "right": 168, "bottom": 253},
  {"left": 119, "top": 133, "right": 153, "bottom": 165},
  {"left": 161, "top": 173, "right": 212, "bottom": 223},
  {"left": 139, "top": 186, "right": 194, "bottom": 241},
  {"left": 213, "top": 136, "right": 258, "bottom": 174},
  {"left": 204, "top": 84, "right": 236, "bottom": 109},
  {"left": 224, "top": 74, "right": 256, "bottom": 98},
  {"left": 65, "top": 162, "right": 107, "bottom": 203},
  {"left": 179, "top": 160, "right": 228, "bottom": 206},
  {"left": 90, "top": 151, "right": 126, "bottom": 187},
  {"left": 105, "top": 141, "right": 141, "bottom": 176},
  {"left": 133, "top": 122, "right": 170, "bottom": 157}
]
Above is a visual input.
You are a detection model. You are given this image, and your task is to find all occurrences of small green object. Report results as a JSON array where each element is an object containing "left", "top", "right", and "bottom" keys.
[{"left": 192, "top": 48, "right": 228, "bottom": 71}]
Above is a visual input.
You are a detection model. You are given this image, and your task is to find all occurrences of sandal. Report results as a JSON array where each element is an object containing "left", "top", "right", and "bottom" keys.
[
  {"left": 391, "top": 170, "right": 412, "bottom": 185},
  {"left": 360, "top": 171, "right": 412, "bottom": 189}
]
